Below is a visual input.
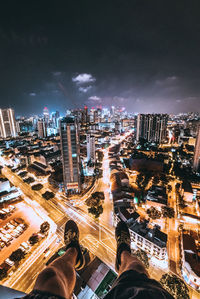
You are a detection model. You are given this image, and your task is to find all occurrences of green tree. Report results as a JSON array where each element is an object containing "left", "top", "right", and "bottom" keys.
[
  {"left": 18, "top": 171, "right": 28, "bottom": 178},
  {"left": 92, "top": 191, "right": 105, "bottom": 200},
  {"left": 29, "top": 234, "right": 39, "bottom": 245},
  {"left": 9, "top": 248, "right": 26, "bottom": 263},
  {"left": 160, "top": 273, "right": 189, "bottom": 299},
  {"left": 161, "top": 206, "right": 175, "bottom": 218},
  {"left": 24, "top": 177, "right": 35, "bottom": 184},
  {"left": 88, "top": 205, "right": 103, "bottom": 219},
  {"left": 0, "top": 268, "right": 8, "bottom": 280},
  {"left": 42, "top": 191, "right": 55, "bottom": 200},
  {"left": 97, "top": 151, "right": 104, "bottom": 162},
  {"left": 40, "top": 221, "right": 50, "bottom": 234},
  {"left": 86, "top": 192, "right": 105, "bottom": 219},
  {"left": 146, "top": 206, "right": 161, "bottom": 219},
  {"left": 135, "top": 249, "right": 149, "bottom": 269},
  {"left": 32, "top": 184, "right": 43, "bottom": 191}
]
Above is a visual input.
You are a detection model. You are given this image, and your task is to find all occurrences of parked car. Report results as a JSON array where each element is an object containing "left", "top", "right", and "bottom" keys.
[
  {"left": 10, "top": 220, "right": 18, "bottom": 227},
  {"left": 21, "top": 242, "right": 30, "bottom": 251},
  {"left": 5, "top": 258, "right": 14, "bottom": 267},
  {"left": 0, "top": 242, "right": 5, "bottom": 249},
  {"left": 7, "top": 223, "right": 15, "bottom": 230}
]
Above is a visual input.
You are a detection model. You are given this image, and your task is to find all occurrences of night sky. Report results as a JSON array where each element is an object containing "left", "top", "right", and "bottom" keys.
[{"left": 0, "top": 0, "right": 200, "bottom": 115}]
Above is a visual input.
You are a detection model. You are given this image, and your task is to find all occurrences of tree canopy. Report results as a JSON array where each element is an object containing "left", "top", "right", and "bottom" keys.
[
  {"left": 146, "top": 206, "right": 161, "bottom": 219},
  {"left": 10, "top": 248, "right": 26, "bottom": 262},
  {"left": 135, "top": 249, "right": 149, "bottom": 269},
  {"left": 40, "top": 221, "right": 50, "bottom": 234},
  {"left": 29, "top": 234, "right": 39, "bottom": 245},
  {"left": 160, "top": 273, "right": 189, "bottom": 299},
  {"left": 161, "top": 206, "right": 175, "bottom": 218}
]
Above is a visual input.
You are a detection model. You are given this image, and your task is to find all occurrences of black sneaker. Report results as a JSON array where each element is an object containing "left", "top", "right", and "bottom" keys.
[
  {"left": 64, "top": 220, "right": 84, "bottom": 270},
  {"left": 115, "top": 221, "right": 131, "bottom": 271}
]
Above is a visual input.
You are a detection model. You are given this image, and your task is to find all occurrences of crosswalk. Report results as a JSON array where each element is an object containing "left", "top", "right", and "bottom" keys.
[{"left": 81, "top": 234, "right": 100, "bottom": 254}]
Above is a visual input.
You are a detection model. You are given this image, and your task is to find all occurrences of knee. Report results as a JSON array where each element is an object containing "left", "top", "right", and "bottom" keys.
[
  {"left": 130, "top": 261, "right": 148, "bottom": 276},
  {"left": 36, "top": 266, "right": 58, "bottom": 285}
]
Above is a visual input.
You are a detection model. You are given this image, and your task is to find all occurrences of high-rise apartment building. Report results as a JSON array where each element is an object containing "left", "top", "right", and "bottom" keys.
[
  {"left": 89, "top": 108, "right": 98, "bottom": 123},
  {"left": 193, "top": 127, "right": 200, "bottom": 172},
  {"left": 37, "top": 119, "right": 47, "bottom": 138},
  {"left": 43, "top": 107, "right": 49, "bottom": 123},
  {"left": 60, "top": 117, "right": 81, "bottom": 193},
  {"left": 81, "top": 106, "right": 89, "bottom": 124},
  {"left": 0, "top": 108, "right": 17, "bottom": 138},
  {"left": 136, "top": 114, "right": 168, "bottom": 143},
  {"left": 51, "top": 111, "right": 60, "bottom": 128},
  {"left": 87, "top": 135, "right": 95, "bottom": 163}
]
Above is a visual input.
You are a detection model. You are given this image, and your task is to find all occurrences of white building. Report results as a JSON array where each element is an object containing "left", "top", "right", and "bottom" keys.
[
  {"left": 0, "top": 178, "right": 10, "bottom": 193},
  {"left": 87, "top": 135, "right": 95, "bottom": 163},
  {"left": 0, "top": 108, "right": 17, "bottom": 138},
  {"left": 129, "top": 220, "right": 167, "bottom": 260}
]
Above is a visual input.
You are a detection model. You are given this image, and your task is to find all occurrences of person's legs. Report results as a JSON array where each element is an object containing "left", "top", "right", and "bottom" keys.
[
  {"left": 34, "top": 247, "right": 77, "bottom": 298},
  {"left": 115, "top": 221, "right": 148, "bottom": 277},
  {"left": 118, "top": 250, "right": 148, "bottom": 277},
  {"left": 33, "top": 220, "right": 84, "bottom": 299}
]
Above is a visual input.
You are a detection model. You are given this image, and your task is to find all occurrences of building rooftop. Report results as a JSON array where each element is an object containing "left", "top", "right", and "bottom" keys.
[
  {"left": 146, "top": 185, "right": 167, "bottom": 205},
  {"left": 182, "top": 234, "right": 200, "bottom": 277},
  {"left": 129, "top": 220, "right": 167, "bottom": 248}
]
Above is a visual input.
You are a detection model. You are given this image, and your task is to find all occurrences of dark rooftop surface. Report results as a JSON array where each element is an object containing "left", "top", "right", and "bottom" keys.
[{"left": 130, "top": 220, "right": 167, "bottom": 248}]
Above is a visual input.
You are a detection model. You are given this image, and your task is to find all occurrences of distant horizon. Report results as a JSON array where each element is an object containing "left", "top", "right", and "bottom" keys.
[{"left": 12, "top": 106, "right": 200, "bottom": 119}]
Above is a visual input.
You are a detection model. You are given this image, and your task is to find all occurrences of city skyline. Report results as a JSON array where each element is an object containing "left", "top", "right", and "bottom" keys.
[{"left": 0, "top": 1, "right": 200, "bottom": 115}]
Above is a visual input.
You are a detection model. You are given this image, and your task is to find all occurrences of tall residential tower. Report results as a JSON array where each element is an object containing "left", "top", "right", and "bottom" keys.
[
  {"left": 136, "top": 114, "right": 168, "bottom": 143},
  {"left": 87, "top": 135, "right": 95, "bottom": 163},
  {"left": 60, "top": 117, "right": 81, "bottom": 193},
  {"left": 0, "top": 108, "right": 17, "bottom": 138},
  {"left": 193, "top": 127, "right": 200, "bottom": 172}
]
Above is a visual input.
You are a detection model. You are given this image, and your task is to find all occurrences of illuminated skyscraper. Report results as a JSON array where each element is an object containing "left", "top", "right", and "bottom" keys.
[
  {"left": 81, "top": 106, "right": 90, "bottom": 124},
  {"left": 43, "top": 107, "right": 49, "bottom": 123},
  {"left": 0, "top": 108, "right": 17, "bottom": 138},
  {"left": 60, "top": 117, "right": 81, "bottom": 193},
  {"left": 136, "top": 114, "right": 168, "bottom": 143},
  {"left": 87, "top": 135, "right": 95, "bottom": 163},
  {"left": 193, "top": 127, "right": 200, "bottom": 172},
  {"left": 37, "top": 119, "right": 47, "bottom": 138},
  {"left": 90, "top": 108, "right": 97, "bottom": 123},
  {"left": 51, "top": 111, "right": 60, "bottom": 128}
]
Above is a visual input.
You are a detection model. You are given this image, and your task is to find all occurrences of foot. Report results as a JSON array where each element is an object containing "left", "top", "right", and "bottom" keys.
[
  {"left": 115, "top": 221, "right": 131, "bottom": 271},
  {"left": 64, "top": 220, "right": 84, "bottom": 270}
]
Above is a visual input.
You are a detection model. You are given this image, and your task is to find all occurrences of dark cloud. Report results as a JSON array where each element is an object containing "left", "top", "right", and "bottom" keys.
[{"left": 0, "top": 0, "right": 200, "bottom": 115}]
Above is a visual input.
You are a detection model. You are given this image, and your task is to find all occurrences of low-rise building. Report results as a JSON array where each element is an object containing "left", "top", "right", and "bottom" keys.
[
  {"left": 129, "top": 220, "right": 167, "bottom": 260},
  {"left": 145, "top": 185, "right": 168, "bottom": 209},
  {"left": 181, "top": 234, "right": 200, "bottom": 291}
]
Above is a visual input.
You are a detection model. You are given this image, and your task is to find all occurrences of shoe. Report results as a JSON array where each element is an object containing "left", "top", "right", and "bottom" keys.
[
  {"left": 115, "top": 221, "right": 131, "bottom": 271},
  {"left": 64, "top": 220, "right": 84, "bottom": 270}
]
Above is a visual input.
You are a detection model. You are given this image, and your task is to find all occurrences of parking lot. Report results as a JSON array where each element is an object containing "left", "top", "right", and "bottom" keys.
[{"left": 0, "top": 201, "right": 43, "bottom": 265}]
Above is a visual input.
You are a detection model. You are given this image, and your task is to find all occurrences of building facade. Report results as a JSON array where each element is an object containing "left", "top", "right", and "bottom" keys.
[
  {"left": 37, "top": 119, "right": 47, "bottom": 138},
  {"left": 60, "top": 117, "right": 81, "bottom": 193},
  {"left": 0, "top": 108, "right": 17, "bottom": 138},
  {"left": 136, "top": 114, "right": 168, "bottom": 143},
  {"left": 193, "top": 127, "right": 200, "bottom": 172},
  {"left": 87, "top": 135, "right": 95, "bottom": 163},
  {"left": 129, "top": 221, "right": 167, "bottom": 260}
]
